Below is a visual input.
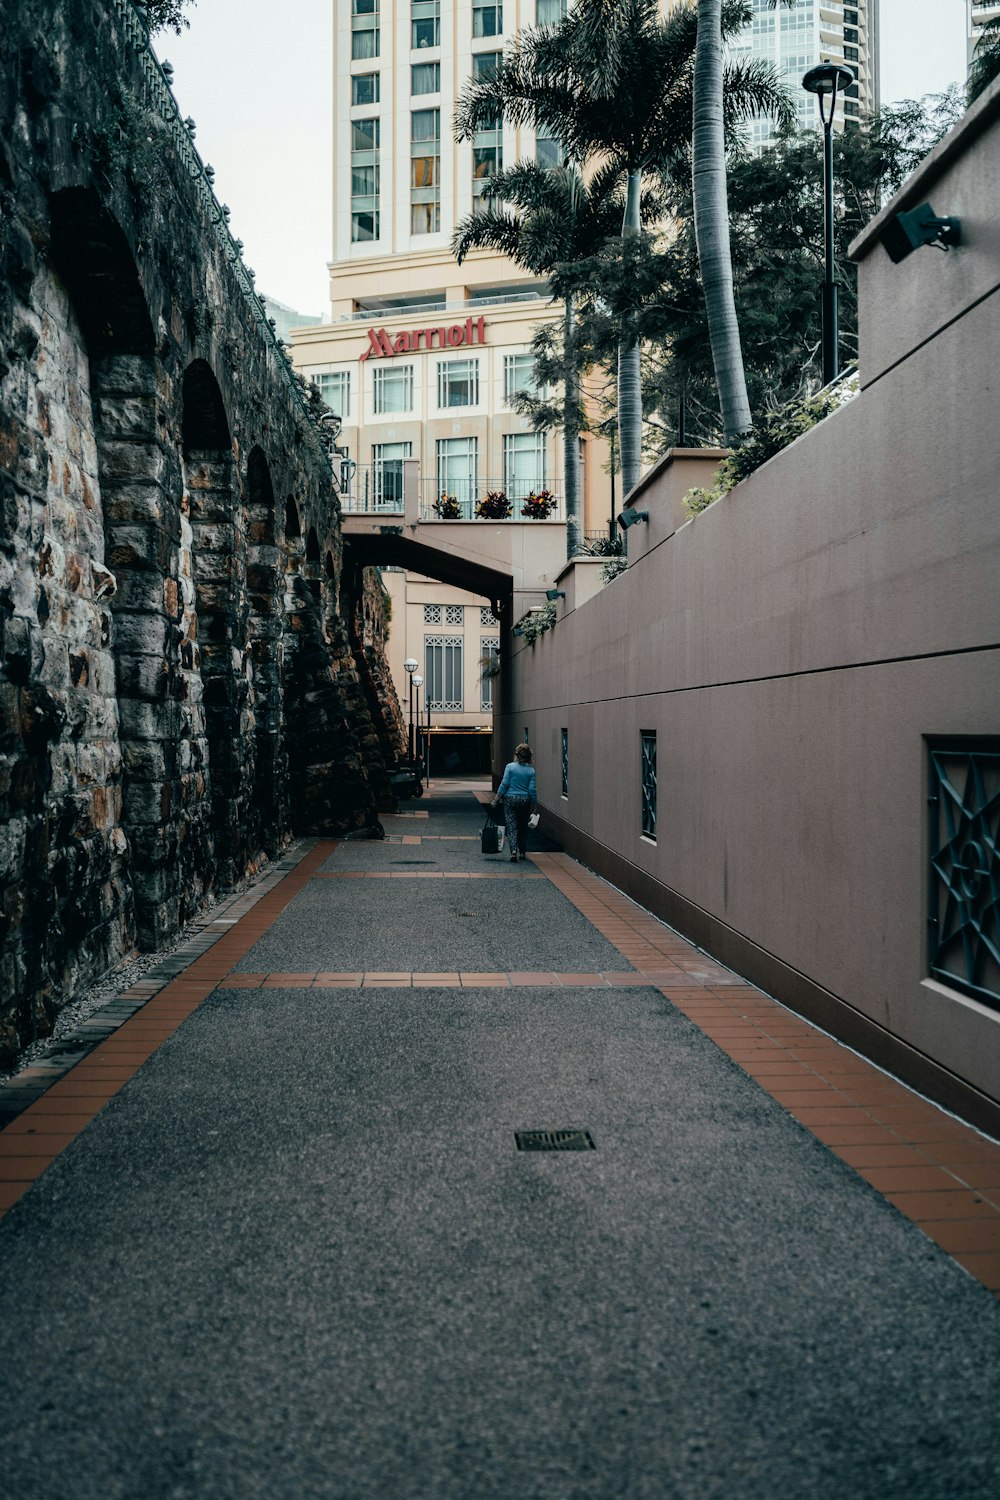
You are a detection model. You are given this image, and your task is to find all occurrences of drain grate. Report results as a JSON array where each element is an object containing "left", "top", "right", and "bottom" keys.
[
  {"left": 391, "top": 860, "right": 435, "bottom": 865},
  {"left": 515, "top": 1129, "right": 596, "bottom": 1152}
]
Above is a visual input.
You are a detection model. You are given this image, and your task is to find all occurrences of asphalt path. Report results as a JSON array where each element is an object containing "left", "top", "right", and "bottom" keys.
[{"left": 1, "top": 789, "right": 999, "bottom": 1499}]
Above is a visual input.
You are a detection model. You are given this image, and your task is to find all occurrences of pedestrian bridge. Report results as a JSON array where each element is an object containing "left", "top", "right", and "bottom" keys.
[{"left": 338, "top": 459, "right": 568, "bottom": 613}]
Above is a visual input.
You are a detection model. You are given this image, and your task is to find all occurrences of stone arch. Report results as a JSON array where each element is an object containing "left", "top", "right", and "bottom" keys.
[
  {"left": 180, "top": 359, "right": 246, "bottom": 888},
  {"left": 284, "top": 496, "right": 301, "bottom": 541},
  {"left": 245, "top": 446, "right": 285, "bottom": 855},
  {"left": 11, "top": 187, "right": 164, "bottom": 1051}
]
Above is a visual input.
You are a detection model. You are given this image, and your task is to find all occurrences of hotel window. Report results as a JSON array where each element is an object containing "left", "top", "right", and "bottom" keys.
[
  {"left": 412, "top": 0, "right": 440, "bottom": 49},
  {"left": 352, "top": 0, "right": 379, "bottom": 59},
  {"left": 473, "top": 2, "right": 502, "bottom": 38},
  {"left": 536, "top": 0, "right": 566, "bottom": 21},
  {"left": 436, "top": 436, "right": 478, "bottom": 512},
  {"left": 351, "top": 117, "right": 380, "bottom": 242},
  {"left": 411, "top": 107, "right": 441, "bottom": 236},
  {"left": 641, "top": 731, "right": 656, "bottom": 840},
  {"left": 315, "top": 370, "right": 351, "bottom": 419},
  {"left": 423, "top": 604, "right": 442, "bottom": 624},
  {"left": 503, "top": 431, "right": 546, "bottom": 499},
  {"left": 412, "top": 61, "right": 440, "bottom": 94},
  {"left": 425, "top": 636, "right": 464, "bottom": 710},
  {"left": 503, "top": 353, "right": 539, "bottom": 404},
  {"left": 481, "top": 638, "right": 499, "bottom": 711},
  {"left": 372, "top": 363, "right": 413, "bottom": 414},
  {"left": 472, "top": 119, "right": 502, "bottom": 206},
  {"left": 536, "top": 130, "right": 563, "bottom": 168},
  {"left": 438, "top": 358, "right": 479, "bottom": 408},
  {"left": 352, "top": 73, "right": 379, "bottom": 106},
  {"left": 473, "top": 50, "right": 501, "bottom": 83},
  {"left": 372, "top": 441, "right": 411, "bottom": 507}
]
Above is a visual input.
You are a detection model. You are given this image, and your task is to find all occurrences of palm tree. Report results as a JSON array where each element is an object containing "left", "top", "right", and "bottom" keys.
[
  {"left": 969, "top": 16, "right": 1000, "bottom": 103},
  {"left": 455, "top": 0, "right": 790, "bottom": 495},
  {"left": 693, "top": 1, "right": 795, "bottom": 445},
  {"left": 453, "top": 160, "right": 653, "bottom": 558}
]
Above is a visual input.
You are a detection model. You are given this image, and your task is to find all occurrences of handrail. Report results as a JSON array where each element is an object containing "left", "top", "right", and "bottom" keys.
[{"left": 113, "top": 2, "right": 332, "bottom": 474}]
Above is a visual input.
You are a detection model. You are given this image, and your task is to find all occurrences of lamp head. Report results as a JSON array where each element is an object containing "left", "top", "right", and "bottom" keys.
[
  {"left": 802, "top": 62, "right": 854, "bottom": 125},
  {"left": 617, "top": 508, "right": 649, "bottom": 530},
  {"left": 412, "top": 674, "right": 423, "bottom": 688},
  {"left": 403, "top": 657, "right": 418, "bottom": 673}
]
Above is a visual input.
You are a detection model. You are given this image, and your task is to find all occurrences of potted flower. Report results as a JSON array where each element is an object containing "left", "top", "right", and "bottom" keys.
[
  {"left": 475, "top": 490, "right": 512, "bottom": 520},
  {"left": 520, "top": 489, "right": 556, "bottom": 520},
  {"left": 432, "top": 492, "right": 462, "bottom": 519}
]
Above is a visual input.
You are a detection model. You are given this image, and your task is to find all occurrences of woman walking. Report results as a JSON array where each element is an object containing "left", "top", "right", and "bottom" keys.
[{"left": 493, "top": 743, "right": 537, "bottom": 863}]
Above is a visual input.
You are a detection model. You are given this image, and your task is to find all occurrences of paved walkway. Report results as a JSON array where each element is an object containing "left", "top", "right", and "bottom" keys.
[{"left": 2, "top": 781, "right": 1000, "bottom": 1499}]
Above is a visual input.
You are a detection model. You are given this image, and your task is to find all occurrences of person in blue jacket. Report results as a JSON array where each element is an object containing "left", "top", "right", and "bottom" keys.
[{"left": 493, "top": 742, "right": 537, "bottom": 862}]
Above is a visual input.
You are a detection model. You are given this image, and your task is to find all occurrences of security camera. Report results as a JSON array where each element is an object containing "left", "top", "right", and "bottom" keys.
[
  {"left": 617, "top": 508, "right": 649, "bottom": 529},
  {"left": 880, "top": 202, "right": 961, "bottom": 264}
]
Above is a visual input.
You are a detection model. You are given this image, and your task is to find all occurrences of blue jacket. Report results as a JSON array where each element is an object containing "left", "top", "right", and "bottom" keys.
[{"left": 497, "top": 760, "right": 537, "bottom": 803}]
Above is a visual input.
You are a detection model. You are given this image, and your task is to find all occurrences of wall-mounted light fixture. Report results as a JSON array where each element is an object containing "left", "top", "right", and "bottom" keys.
[
  {"left": 545, "top": 589, "right": 565, "bottom": 601},
  {"left": 617, "top": 508, "right": 649, "bottom": 530},
  {"left": 880, "top": 202, "right": 962, "bottom": 264},
  {"left": 512, "top": 624, "right": 525, "bottom": 637}
]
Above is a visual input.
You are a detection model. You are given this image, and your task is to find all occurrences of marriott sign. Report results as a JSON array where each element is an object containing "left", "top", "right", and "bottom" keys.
[{"left": 359, "top": 315, "right": 488, "bottom": 362}]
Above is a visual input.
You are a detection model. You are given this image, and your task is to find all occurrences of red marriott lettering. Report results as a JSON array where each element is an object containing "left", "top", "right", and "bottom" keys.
[{"left": 359, "top": 316, "right": 487, "bottom": 362}]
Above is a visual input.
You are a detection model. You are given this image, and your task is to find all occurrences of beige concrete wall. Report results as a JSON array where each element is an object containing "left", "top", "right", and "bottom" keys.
[{"left": 501, "top": 85, "right": 1000, "bottom": 1129}]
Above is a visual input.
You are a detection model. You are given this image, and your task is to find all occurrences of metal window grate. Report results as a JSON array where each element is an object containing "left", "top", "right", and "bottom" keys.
[
  {"left": 928, "top": 743, "right": 1000, "bottom": 1011},
  {"left": 515, "top": 1130, "right": 595, "bottom": 1151},
  {"left": 561, "top": 728, "right": 568, "bottom": 797},
  {"left": 423, "top": 604, "right": 442, "bottom": 624},
  {"left": 641, "top": 730, "right": 657, "bottom": 840},
  {"left": 445, "top": 604, "right": 464, "bottom": 626},
  {"left": 480, "top": 605, "right": 498, "bottom": 625}
]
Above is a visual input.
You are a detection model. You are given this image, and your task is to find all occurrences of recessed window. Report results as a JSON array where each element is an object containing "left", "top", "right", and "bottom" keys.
[
  {"left": 412, "top": 61, "right": 440, "bottom": 94},
  {"left": 503, "top": 431, "right": 546, "bottom": 498},
  {"left": 411, "top": 108, "right": 441, "bottom": 235},
  {"left": 423, "top": 604, "right": 442, "bottom": 624},
  {"left": 315, "top": 370, "right": 351, "bottom": 419},
  {"left": 641, "top": 731, "right": 656, "bottom": 840},
  {"left": 536, "top": 0, "right": 566, "bottom": 21},
  {"left": 352, "top": 2, "right": 379, "bottom": 60},
  {"left": 436, "top": 436, "right": 478, "bottom": 512},
  {"left": 372, "top": 364, "right": 414, "bottom": 414},
  {"left": 503, "top": 353, "right": 539, "bottom": 404},
  {"left": 473, "top": 51, "right": 501, "bottom": 82},
  {"left": 473, "top": 1, "right": 502, "bottom": 39},
  {"left": 412, "top": 0, "right": 440, "bottom": 49},
  {"left": 425, "top": 635, "right": 464, "bottom": 711},
  {"left": 372, "top": 441, "right": 412, "bottom": 507},
  {"left": 352, "top": 73, "right": 379, "bottom": 106},
  {"left": 438, "top": 358, "right": 479, "bottom": 408},
  {"left": 351, "top": 116, "right": 380, "bottom": 242},
  {"left": 561, "top": 728, "right": 568, "bottom": 797}
]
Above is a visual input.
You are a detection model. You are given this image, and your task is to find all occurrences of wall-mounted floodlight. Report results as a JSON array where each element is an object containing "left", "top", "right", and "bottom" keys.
[
  {"left": 879, "top": 202, "right": 962, "bottom": 264},
  {"left": 512, "top": 625, "right": 525, "bottom": 638},
  {"left": 545, "top": 589, "right": 565, "bottom": 601},
  {"left": 617, "top": 509, "right": 649, "bottom": 530}
]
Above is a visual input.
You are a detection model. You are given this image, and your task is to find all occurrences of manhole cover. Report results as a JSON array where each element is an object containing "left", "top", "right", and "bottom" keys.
[{"left": 515, "top": 1130, "right": 596, "bottom": 1152}]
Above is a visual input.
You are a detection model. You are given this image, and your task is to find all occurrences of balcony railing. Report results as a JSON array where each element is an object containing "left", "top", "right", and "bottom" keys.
[
  {"left": 337, "top": 289, "right": 549, "bottom": 324},
  {"left": 337, "top": 465, "right": 562, "bottom": 522}
]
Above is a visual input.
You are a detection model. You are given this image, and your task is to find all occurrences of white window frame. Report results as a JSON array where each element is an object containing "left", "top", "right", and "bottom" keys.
[
  {"left": 435, "top": 437, "right": 478, "bottom": 513},
  {"left": 425, "top": 635, "right": 463, "bottom": 711},
  {"left": 503, "top": 431, "right": 546, "bottom": 499},
  {"left": 372, "top": 364, "right": 414, "bottom": 414},
  {"left": 437, "top": 358, "right": 479, "bottom": 409}
]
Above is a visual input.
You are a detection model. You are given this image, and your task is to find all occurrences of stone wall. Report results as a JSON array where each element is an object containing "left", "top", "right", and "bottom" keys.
[{"left": 0, "top": 0, "right": 402, "bottom": 1064}]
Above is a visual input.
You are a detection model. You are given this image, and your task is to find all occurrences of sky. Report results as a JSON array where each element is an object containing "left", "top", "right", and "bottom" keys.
[{"left": 155, "top": 0, "right": 970, "bottom": 319}]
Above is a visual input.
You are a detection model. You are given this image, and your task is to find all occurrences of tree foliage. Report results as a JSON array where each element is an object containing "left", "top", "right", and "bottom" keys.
[{"left": 142, "top": 1, "right": 194, "bottom": 36}]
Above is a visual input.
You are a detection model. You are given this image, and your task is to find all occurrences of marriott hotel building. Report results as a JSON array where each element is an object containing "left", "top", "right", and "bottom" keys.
[{"left": 291, "top": 0, "right": 614, "bottom": 530}]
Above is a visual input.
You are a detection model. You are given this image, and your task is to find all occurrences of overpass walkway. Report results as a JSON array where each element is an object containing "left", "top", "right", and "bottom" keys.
[{"left": 1, "top": 782, "right": 999, "bottom": 1498}]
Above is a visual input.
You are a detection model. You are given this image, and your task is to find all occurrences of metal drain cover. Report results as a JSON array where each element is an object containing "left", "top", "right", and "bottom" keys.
[
  {"left": 391, "top": 860, "right": 435, "bottom": 864},
  {"left": 515, "top": 1129, "right": 596, "bottom": 1152}
]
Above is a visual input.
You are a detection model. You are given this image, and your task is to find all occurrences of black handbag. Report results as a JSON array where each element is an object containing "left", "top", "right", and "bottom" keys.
[{"left": 481, "top": 809, "right": 505, "bottom": 854}]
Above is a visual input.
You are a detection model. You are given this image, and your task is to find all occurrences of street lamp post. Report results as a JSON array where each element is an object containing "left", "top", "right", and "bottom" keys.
[
  {"left": 412, "top": 674, "right": 423, "bottom": 775},
  {"left": 802, "top": 63, "right": 855, "bottom": 387},
  {"left": 425, "top": 692, "right": 432, "bottom": 787},
  {"left": 403, "top": 656, "right": 418, "bottom": 761}
]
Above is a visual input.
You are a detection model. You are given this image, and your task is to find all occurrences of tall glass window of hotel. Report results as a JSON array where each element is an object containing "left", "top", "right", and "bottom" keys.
[{"left": 724, "top": 0, "right": 878, "bottom": 148}]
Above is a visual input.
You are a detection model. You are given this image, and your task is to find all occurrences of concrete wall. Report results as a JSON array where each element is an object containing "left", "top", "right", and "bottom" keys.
[
  {"left": 0, "top": 0, "right": 403, "bottom": 1065},
  {"left": 500, "top": 82, "right": 1000, "bottom": 1132}
]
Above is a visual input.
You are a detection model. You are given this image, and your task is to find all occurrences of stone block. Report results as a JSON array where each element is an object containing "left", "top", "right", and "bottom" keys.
[
  {"left": 115, "top": 652, "right": 171, "bottom": 702},
  {"left": 123, "top": 778, "right": 172, "bottom": 825}
]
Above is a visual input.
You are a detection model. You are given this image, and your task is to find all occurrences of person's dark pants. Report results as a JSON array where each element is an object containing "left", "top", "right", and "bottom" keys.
[{"left": 503, "top": 794, "right": 531, "bottom": 857}]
